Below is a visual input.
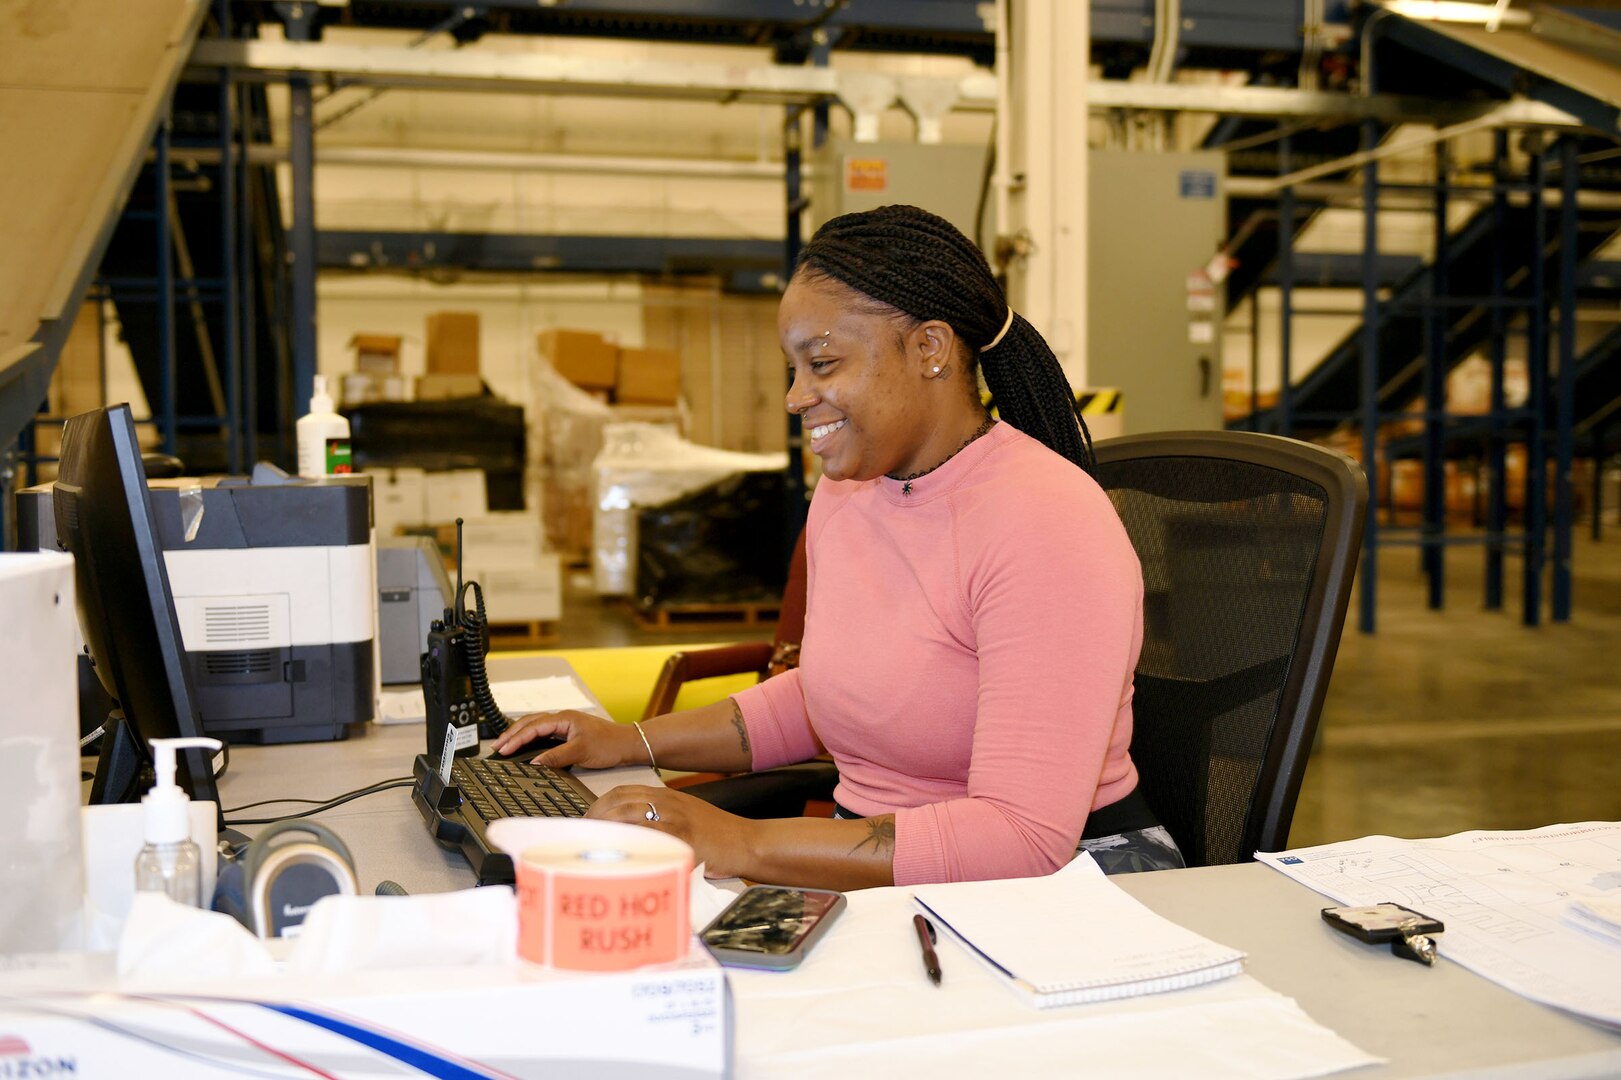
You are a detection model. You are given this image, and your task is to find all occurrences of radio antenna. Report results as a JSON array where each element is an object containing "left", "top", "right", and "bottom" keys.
[{"left": 453, "top": 516, "right": 465, "bottom": 620}]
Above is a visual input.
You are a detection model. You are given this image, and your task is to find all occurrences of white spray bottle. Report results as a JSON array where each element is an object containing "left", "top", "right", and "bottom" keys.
[{"left": 135, "top": 737, "right": 222, "bottom": 907}]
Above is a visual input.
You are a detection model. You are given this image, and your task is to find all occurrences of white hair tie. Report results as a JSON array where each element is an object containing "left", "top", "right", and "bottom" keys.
[{"left": 981, "top": 307, "right": 1015, "bottom": 353}]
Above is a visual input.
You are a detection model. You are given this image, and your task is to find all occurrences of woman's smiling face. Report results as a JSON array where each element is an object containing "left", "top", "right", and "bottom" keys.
[{"left": 779, "top": 274, "right": 938, "bottom": 483}]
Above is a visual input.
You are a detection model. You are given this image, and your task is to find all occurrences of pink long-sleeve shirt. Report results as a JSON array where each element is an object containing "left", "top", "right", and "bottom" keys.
[{"left": 733, "top": 421, "right": 1143, "bottom": 885}]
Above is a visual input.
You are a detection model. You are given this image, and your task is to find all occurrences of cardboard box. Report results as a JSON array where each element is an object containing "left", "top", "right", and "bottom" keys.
[
  {"left": 454, "top": 512, "right": 544, "bottom": 569},
  {"left": 424, "top": 469, "right": 489, "bottom": 525},
  {"left": 544, "top": 475, "right": 596, "bottom": 559},
  {"left": 342, "top": 372, "right": 409, "bottom": 407},
  {"left": 349, "top": 333, "right": 403, "bottom": 374},
  {"left": 462, "top": 553, "right": 563, "bottom": 623},
  {"left": 0, "top": 955, "right": 729, "bottom": 1077},
  {"left": 616, "top": 347, "right": 682, "bottom": 405},
  {"left": 415, "top": 373, "right": 485, "bottom": 401},
  {"left": 540, "top": 329, "right": 618, "bottom": 391},
  {"left": 365, "top": 467, "right": 428, "bottom": 539},
  {"left": 426, "top": 312, "right": 481, "bottom": 375}
]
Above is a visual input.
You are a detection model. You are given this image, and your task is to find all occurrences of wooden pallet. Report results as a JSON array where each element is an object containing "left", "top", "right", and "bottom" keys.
[
  {"left": 628, "top": 599, "right": 781, "bottom": 632},
  {"left": 486, "top": 619, "right": 561, "bottom": 651}
]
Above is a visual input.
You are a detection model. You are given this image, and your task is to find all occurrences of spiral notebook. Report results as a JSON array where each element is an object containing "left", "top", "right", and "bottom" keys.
[{"left": 914, "top": 854, "right": 1245, "bottom": 1008}]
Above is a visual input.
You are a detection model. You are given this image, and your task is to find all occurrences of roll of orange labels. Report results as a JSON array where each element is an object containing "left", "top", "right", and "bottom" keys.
[{"left": 487, "top": 818, "right": 693, "bottom": 971}]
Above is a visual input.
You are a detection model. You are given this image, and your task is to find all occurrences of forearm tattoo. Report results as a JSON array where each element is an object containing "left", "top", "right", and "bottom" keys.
[
  {"left": 728, "top": 698, "right": 751, "bottom": 755},
  {"left": 850, "top": 815, "right": 896, "bottom": 858}
]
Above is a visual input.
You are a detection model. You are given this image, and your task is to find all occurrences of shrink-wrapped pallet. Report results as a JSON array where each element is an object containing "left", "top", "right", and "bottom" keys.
[
  {"left": 526, "top": 360, "right": 683, "bottom": 560},
  {"left": 592, "top": 423, "right": 785, "bottom": 596}
]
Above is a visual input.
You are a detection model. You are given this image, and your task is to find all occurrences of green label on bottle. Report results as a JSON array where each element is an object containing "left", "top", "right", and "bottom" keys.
[{"left": 326, "top": 437, "right": 353, "bottom": 474}]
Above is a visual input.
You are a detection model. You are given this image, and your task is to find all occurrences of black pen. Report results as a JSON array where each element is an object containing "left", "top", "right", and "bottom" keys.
[{"left": 913, "top": 913, "right": 942, "bottom": 986}]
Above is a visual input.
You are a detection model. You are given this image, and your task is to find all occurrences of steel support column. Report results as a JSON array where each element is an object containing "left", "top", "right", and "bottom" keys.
[
  {"left": 1360, "top": 116, "right": 1381, "bottom": 634},
  {"left": 1249, "top": 289, "right": 1261, "bottom": 432},
  {"left": 157, "top": 119, "right": 177, "bottom": 456},
  {"left": 1422, "top": 138, "right": 1449, "bottom": 610},
  {"left": 1553, "top": 138, "right": 1578, "bottom": 620},
  {"left": 783, "top": 104, "right": 807, "bottom": 550},
  {"left": 1485, "top": 130, "right": 1509, "bottom": 610},
  {"left": 1591, "top": 426, "right": 1605, "bottom": 541},
  {"left": 1278, "top": 133, "right": 1295, "bottom": 438},
  {"left": 218, "top": 2, "right": 241, "bottom": 474},
  {"left": 239, "top": 80, "right": 258, "bottom": 465},
  {"left": 288, "top": 77, "right": 316, "bottom": 421},
  {"left": 1524, "top": 139, "right": 1549, "bottom": 627}
]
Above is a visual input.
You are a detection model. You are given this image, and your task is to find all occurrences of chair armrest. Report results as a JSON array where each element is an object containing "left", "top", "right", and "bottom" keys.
[{"left": 642, "top": 642, "right": 775, "bottom": 720}]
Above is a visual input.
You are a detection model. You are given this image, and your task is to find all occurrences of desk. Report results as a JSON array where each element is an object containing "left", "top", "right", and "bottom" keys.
[
  {"left": 219, "top": 656, "right": 658, "bottom": 895},
  {"left": 213, "top": 657, "right": 1621, "bottom": 1079}
]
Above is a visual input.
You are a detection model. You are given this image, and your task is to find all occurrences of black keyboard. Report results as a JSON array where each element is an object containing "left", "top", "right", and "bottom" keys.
[
  {"left": 453, "top": 756, "right": 594, "bottom": 822},
  {"left": 412, "top": 753, "right": 600, "bottom": 885}
]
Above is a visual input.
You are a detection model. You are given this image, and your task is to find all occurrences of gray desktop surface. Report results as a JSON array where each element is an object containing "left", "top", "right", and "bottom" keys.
[
  {"left": 1120, "top": 864, "right": 1621, "bottom": 1079},
  {"left": 209, "top": 655, "right": 1621, "bottom": 1078},
  {"left": 219, "top": 655, "right": 642, "bottom": 895}
]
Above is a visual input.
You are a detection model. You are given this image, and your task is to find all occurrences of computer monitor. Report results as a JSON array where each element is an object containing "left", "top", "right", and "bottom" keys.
[{"left": 54, "top": 403, "right": 220, "bottom": 815}]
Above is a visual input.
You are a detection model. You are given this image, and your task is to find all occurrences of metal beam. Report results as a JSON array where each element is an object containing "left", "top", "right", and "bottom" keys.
[
  {"left": 185, "top": 38, "right": 1583, "bottom": 124},
  {"left": 317, "top": 230, "right": 782, "bottom": 290},
  {"left": 1085, "top": 80, "right": 1578, "bottom": 124},
  {"left": 188, "top": 38, "right": 846, "bottom": 104},
  {"left": 1252, "top": 103, "right": 1578, "bottom": 194},
  {"left": 176, "top": 142, "right": 799, "bottom": 180}
]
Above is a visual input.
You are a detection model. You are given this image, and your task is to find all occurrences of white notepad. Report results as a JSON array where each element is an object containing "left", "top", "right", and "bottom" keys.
[
  {"left": 375, "top": 675, "right": 595, "bottom": 725},
  {"left": 914, "top": 854, "right": 1245, "bottom": 1008}
]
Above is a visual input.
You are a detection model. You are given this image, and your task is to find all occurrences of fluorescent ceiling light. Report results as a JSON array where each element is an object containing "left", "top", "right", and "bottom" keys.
[{"left": 1381, "top": 0, "right": 1531, "bottom": 29}]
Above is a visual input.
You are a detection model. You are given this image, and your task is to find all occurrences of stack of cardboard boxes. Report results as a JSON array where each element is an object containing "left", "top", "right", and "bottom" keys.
[
  {"left": 455, "top": 514, "right": 563, "bottom": 627},
  {"left": 341, "top": 335, "right": 408, "bottom": 407},
  {"left": 419, "top": 312, "right": 484, "bottom": 401},
  {"left": 366, "top": 465, "right": 561, "bottom": 629},
  {"left": 539, "top": 329, "right": 682, "bottom": 408},
  {"left": 340, "top": 311, "right": 484, "bottom": 406},
  {"left": 530, "top": 330, "right": 685, "bottom": 561}
]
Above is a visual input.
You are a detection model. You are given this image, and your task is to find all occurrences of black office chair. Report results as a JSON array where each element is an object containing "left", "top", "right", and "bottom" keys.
[{"left": 1092, "top": 430, "right": 1367, "bottom": 866}]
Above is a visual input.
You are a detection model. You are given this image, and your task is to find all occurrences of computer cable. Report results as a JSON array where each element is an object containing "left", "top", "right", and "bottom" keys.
[
  {"left": 224, "top": 775, "right": 410, "bottom": 814},
  {"left": 223, "top": 777, "right": 413, "bottom": 827}
]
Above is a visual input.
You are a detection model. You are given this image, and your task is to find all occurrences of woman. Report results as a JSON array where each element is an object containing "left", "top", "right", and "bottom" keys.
[{"left": 496, "top": 204, "right": 1182, "bottom": 888}]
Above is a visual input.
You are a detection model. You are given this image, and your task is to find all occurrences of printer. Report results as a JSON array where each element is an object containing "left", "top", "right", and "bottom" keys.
[
  {"left": 19, "top": 471, "right": 375, "bottom": 744},
  {"left": 377, "top": 535, "right": 453, "bottom": 685}
]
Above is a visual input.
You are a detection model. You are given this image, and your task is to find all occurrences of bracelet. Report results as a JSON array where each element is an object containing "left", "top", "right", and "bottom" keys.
[{"left": 632, "top": 721, "right": 659, "bottom": 771}]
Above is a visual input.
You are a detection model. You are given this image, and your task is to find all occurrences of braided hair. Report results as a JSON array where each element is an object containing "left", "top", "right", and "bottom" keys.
[{"left": 794, "top": 203, "right": 1095, "bottom": 474}]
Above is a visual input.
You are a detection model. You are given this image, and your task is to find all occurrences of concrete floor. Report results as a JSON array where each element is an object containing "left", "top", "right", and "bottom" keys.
[
  {"left": 1289, "top": 527, "right": 1621, "bottom": 848},
  {"left": 553, "top": 529, "right": 1621, "bottom": 850}
]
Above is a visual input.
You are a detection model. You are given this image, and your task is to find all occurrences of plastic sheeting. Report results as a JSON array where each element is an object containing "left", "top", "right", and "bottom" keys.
[
  {"left": 526, "top": 360, "right": 682, "bottom": 558},
  {"left": 593, "top": 422, "right": 786, "bottom": 597},
  {"left": 637, "top": 470, "right": 789, "bottom": 608}
]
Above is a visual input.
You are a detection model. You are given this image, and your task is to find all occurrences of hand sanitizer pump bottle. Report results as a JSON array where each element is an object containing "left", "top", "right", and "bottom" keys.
[
  {"left": 135, "top": 737, "right": 222, "bottom": 907},
  {"left": 296, "top": 375, "right": 352, "bottom": 478}
]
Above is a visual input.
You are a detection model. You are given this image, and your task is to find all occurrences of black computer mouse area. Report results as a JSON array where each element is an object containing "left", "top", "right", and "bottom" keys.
[{"left": 485, "top": 735, "right": 568, "bottom": 761}]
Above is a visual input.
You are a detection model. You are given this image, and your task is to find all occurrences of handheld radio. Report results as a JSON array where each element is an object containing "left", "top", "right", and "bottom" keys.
[{"left": 421, "top": 517, "right": 507, "bottom": 766}]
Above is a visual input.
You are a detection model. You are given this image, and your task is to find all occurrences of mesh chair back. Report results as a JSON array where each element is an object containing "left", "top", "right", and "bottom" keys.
[{"left": 1093, "top": 432, "right": 1366, "bottom": 865}]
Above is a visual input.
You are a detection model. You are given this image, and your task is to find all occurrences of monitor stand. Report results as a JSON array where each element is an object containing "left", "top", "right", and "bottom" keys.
[{"left": 88, "top": 709, "right": 144, "bottom": 805}]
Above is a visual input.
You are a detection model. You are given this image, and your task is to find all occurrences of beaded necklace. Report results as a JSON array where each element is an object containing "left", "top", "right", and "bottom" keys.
[{"left": 886, "top": 415, "right": 996, "bottom": 495}]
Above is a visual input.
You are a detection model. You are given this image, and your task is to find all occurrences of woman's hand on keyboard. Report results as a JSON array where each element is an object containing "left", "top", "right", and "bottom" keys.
[
  {"left": 492, "top": 710, "right": 640, "bottom": 769},
  {"left": 588, "top": 784, "right": 752, "bottom": 879}
]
